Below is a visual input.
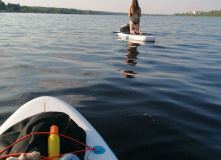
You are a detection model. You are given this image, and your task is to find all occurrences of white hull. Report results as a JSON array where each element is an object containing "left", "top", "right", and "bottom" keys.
[
  {"left": 0, "top": 96, "right": 118, "bottom": 160},
  {"left": 118, "top": 32, "right": 156, "bottom": 42}
]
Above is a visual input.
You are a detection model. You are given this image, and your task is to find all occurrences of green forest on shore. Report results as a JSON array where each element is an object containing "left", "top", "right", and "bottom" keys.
[
  {"left": 0, "top": 0, "right": 124, "bottom": 15},
  {"left": 174, "top": 10, "right": 221, "bottom": 17}
]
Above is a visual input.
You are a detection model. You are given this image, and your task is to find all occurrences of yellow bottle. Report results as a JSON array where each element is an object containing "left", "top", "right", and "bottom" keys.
[{"left": 48, "top": 125, "right": 60, "bottom": 160}]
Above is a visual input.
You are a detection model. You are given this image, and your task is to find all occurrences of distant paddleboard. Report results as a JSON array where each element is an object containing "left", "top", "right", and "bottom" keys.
[{"left": 118, "top": 32, "right": 156, "bottom": 42}]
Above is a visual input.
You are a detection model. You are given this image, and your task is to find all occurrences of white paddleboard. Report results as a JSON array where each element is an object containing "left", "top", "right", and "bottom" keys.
[
  {"left": 118, "top": 32, "right": 156, "bottom": 42},
  {"left": 0, "top": 96, "right": 118, "bottom": 160}
]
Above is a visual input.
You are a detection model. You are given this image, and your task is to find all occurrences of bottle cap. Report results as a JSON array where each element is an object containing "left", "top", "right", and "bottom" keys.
[{"left": 50, "top": 125, "right": 59, "bottom": 134}]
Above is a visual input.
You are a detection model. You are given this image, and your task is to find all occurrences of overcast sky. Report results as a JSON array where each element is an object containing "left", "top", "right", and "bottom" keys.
[{"left": 3, "top": 0, "right": 221, "bottom": 14}]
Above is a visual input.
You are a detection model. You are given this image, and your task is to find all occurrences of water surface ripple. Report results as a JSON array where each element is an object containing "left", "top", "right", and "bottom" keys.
[{"left": 0, "top": 13, "right": 221, "bottom": 160}]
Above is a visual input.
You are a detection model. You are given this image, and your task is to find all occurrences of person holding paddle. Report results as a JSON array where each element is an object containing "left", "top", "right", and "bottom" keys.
[{"left": 128, "top": 0, "right": 142, "bottom": 34}]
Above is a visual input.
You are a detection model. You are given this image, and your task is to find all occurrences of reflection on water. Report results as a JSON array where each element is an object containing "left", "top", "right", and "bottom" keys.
[
  {"left": 122, "top": 70, "right": 138, "bottom": 79},
  {"left": 122, "top": 41, "right": 140, "bottom": 78},
  {"left": 125, "top": 42, "right": 140, "bottom": 59},
  {"left": 125, "top": 60, "right": 137, "bottom": 66}
]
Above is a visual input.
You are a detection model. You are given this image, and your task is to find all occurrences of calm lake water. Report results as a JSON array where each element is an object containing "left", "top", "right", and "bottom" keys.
[{"left": 0, "top": 13, "right": 221, "bottom": 160}]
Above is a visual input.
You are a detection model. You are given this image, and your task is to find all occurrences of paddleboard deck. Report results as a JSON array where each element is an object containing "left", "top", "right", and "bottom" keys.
[{"left": 0, "top": 96, "right": 118, "bottom": 160}]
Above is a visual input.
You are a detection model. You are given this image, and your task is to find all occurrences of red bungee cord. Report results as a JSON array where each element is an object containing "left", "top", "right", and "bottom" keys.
[{"left": 0, "top": 132, "right": 96, "bottom": 160}]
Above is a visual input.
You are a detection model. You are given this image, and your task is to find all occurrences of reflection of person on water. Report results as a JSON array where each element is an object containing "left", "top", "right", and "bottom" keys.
[
  {"left": 128, "top": 0, "right": 142, "bottom": 35},
  {"left": 122, "top": 70, "right": 138, "bottom": 79},
  {"left": 122, "top": 41, "right": 140, "bottom": 78},
  {"left": 125, "top": 42, "right": 140, "bottom": 60},
  {"left": 125, "top": 60, "right": 137, "bottom": 66}
]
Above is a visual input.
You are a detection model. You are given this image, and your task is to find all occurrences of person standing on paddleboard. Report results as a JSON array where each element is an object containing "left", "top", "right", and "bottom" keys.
[{"left": 129, "top": 0, "right": 142, "bottom": 35}]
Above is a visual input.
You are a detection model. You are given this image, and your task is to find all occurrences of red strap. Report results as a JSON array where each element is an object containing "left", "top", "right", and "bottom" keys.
[{"left": 0, "top": 132, "right": 95, "bottom": 159}]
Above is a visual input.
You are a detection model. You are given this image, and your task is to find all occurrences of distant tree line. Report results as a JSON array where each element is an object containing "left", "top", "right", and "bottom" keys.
[
  {"left": 174, "top": 10, "right": 221, "bottom": 17},
  {"left": 0, "top": 0, "right": 7, "bottom": 11},
  {"left": 203, "top": 10, "right": 221, "bottom": 17},
  {"left": 0, "top": 0, "right": 124, "bottom": 15},
  {"left": 0, "top": 0, "right": 20, "bottom": 11},
  {"left": 19, "top": 6, "right": 121, "bottom": 15}
]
